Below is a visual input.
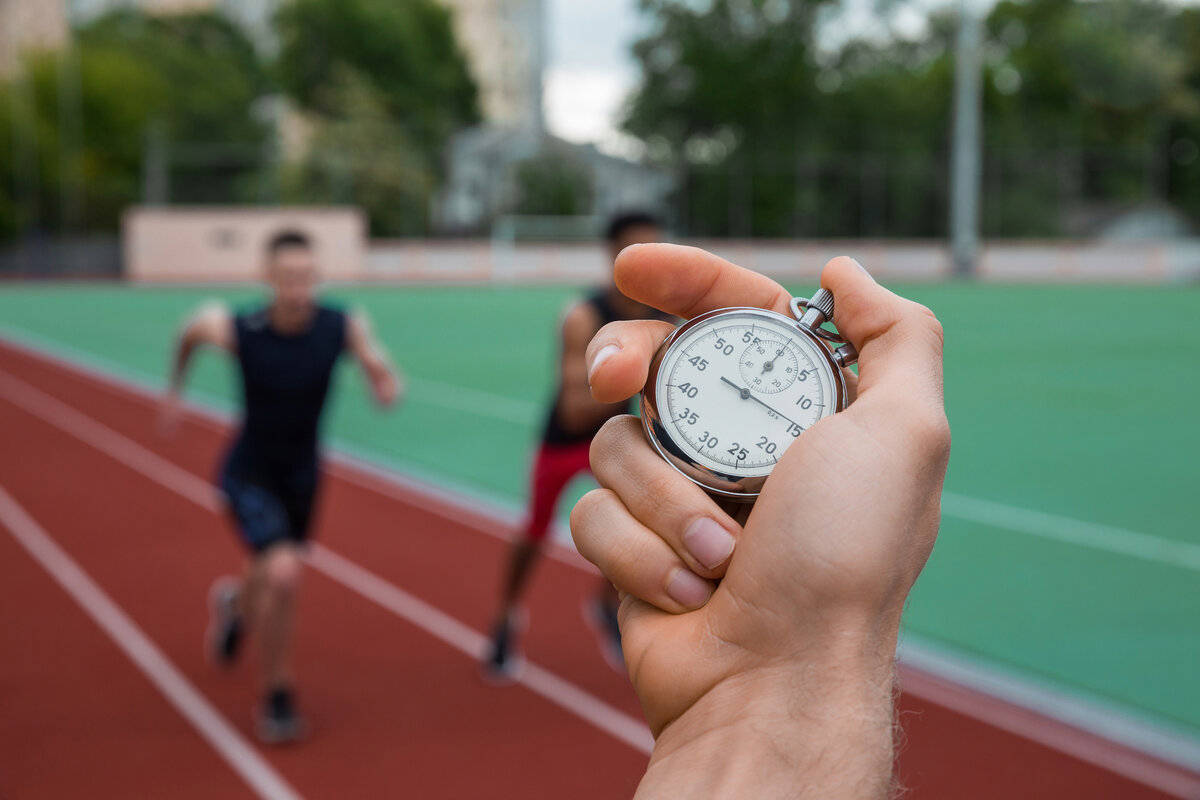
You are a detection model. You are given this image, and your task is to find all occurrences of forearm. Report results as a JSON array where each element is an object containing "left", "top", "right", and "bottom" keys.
[
  {"left": 168, "top": 336, "right": 196, "bottom": 393},
  {"left": 639, "top": 639, "right": 898, "bottom": 799}
]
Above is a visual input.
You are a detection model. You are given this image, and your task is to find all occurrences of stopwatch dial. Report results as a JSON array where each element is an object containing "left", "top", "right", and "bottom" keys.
[
  {"left": 738, "top": 339, "right": 800, "bottom": 394},
  {"left": 656, "top": 309, "right": 838, "bottom": 479}
]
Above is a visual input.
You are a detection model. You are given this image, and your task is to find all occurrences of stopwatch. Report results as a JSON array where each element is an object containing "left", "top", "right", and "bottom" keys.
[{"left": 641, "top": 289, "right": 858, "bottom": 502}]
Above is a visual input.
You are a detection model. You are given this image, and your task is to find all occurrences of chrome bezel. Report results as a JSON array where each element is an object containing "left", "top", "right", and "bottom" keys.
[{"left": 640, "top": 306, "right": 848, "bottom": 503}]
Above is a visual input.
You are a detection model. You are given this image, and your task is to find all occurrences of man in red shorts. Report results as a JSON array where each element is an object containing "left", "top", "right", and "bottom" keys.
[{"left": 482, "top": 211, "right": 671, "bottom": 682}]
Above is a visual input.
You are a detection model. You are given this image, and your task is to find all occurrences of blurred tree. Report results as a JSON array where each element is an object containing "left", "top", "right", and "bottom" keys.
[
  {"left": 627, "top": 0, "right": 1200, "bottom": 237},
  {"left": 275, "top": 0, "right": 480, "bottom": 235},
  {"left": 0, "top": 10, "right": 269, "bottom": 242},
  {"left": 625, "top": 0, "right": 830, "bottom": 236},
  {"left": 514, "top": 151, "right": 594, "bottom": 217},
  {"left": 280, "top": 66, "right": 433, "bottom": 236}
]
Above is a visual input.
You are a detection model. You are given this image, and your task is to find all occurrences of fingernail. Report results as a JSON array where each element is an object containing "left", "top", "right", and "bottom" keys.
[
  {"left": 588, "top": 344, "right": 620, "bottom": 381},
  {"left": 666, "top": 568, "right": 713, "bottom": 609},
  {"left": 683, "top": 518, "right": 735, "bottom": 569},
  {"left": 850, "top": 258, "right": 873, "bottom": 280}
]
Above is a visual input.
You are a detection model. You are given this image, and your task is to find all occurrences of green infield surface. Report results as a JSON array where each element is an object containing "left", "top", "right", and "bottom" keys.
[{"left": 1, "top": 280, "right": 1197, "bottom": 743}]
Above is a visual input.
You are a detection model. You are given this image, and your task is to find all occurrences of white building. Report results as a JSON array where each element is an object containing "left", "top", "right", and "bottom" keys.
[
  {"left": 0, "top": 0, "right": 68, "bottom": 76},
  {"left": 435, "top": 0, "right": 673, "bottom": 234},
  {"left": 441, "top": 0, "right": 545, "bottom": 136},
  {"left": 73, "top": 0, "right": 280, "bottom": 50}
]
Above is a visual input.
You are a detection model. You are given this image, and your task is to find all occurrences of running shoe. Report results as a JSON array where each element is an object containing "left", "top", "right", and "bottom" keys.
[
  {"left": 257, "top": 687, "right": 307, "bottom": 744},
  {"left": 585, "top": 594, "right": 625, "bottom": 674},
  {"left": 206, "top": 576, "right": 243, "bottom": 667},
  {"left": 479, "top": 610, "right": 526, "bottom": 685}
]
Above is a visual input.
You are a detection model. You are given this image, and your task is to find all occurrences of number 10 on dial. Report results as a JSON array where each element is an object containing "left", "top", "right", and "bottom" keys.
[{"left": 640, "top": 290, "right": 857, "bottom": 502}]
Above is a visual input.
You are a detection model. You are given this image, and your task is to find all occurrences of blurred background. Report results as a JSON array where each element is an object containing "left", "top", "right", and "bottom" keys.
[
  {"left": 2, "top": 0, "right": 1200, "bottom": 271},
  {"left": 1, "top": 1, "right": 1198, "bottom": 798}
]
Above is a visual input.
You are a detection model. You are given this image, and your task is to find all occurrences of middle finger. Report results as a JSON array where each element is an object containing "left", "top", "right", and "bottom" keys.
[{"left": 590, "top": 415, "right": 742, "bottom": 579}]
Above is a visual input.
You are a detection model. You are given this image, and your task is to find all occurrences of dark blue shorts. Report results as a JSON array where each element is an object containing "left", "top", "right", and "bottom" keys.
[{"left": 219, "top": 440, "right": 320, "bottom": 553}]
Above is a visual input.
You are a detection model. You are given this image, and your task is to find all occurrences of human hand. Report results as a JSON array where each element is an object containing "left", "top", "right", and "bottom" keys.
[
  {"left": 571, "top": 244, "right": 949, "bottom": 797},
  {"left": 371, "top": 369, "right": 401, "bottom": 409}
]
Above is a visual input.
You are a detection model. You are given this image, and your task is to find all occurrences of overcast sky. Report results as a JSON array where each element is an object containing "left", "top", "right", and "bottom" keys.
[
  {"left": 542, "top": 0, "right": 947, "bottom": 152},
  {"left": 544, "top": 0, "right": 643, "bottom": 151}
]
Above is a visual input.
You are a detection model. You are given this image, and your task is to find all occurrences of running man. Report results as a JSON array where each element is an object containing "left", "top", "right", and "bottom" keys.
[
  {"left": 482, "top": 211, "right": 672, "bottom": 681},
  {"left": 159, "top": 230, "right": 402, "bottom": 742}
]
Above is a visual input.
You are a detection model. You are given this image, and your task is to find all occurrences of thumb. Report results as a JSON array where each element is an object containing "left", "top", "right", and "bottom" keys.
[{"left": 819, "top": 257, "right": 945, "bottom": 418}]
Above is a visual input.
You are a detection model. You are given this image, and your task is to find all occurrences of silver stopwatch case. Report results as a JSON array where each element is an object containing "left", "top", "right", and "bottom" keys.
[{"left": 640, "top": 289, "right": 857, "bottom": 503}]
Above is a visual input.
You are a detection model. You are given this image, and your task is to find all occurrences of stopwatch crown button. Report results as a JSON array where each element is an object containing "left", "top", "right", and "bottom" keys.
[{"left": 808, "top": 288, "right": 835, "bottom": 322}]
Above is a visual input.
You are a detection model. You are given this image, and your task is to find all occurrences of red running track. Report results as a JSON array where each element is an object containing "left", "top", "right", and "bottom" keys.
[{"left": 0, "top": 338, "right": 1194, "bottom": 799}]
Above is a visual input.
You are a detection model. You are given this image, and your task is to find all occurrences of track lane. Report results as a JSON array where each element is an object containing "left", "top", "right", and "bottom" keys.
[
  {"left": 1, "top": 339, "right": 1194, "bottom": 799},
  {"left": 0, "top": 510, "right": 265, "bottom": 800},
  {"left": 0, "top": 382, "right": 647, "bottom": 798}
]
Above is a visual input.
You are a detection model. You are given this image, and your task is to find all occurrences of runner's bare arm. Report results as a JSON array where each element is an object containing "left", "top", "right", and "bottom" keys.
[
  {"left": 347, "top": 312, "right": 402, "bottom": 408},
  {"left": 556, "top": 303, "right": 626, "bottom": 433},
  {"left": 159, "top": 302, "right": 234, "bottom": 434}
]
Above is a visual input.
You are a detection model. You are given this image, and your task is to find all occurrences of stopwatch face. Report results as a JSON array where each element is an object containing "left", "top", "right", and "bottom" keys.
[{"left": 642, "top": 306, "right": 846, "bottom": 500}]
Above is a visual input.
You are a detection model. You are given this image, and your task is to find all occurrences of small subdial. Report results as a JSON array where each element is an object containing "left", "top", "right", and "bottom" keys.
[{"left": 739, "top": 338, "right": 799, "bottom": 394}]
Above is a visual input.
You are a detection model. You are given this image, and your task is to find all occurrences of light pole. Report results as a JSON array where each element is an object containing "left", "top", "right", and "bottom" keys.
[
  {"left": 950, "top": 0, "right": 983, "bottom": 277},
  {"left": 57, "top": 0, "right": 84, "bottom": 259}
]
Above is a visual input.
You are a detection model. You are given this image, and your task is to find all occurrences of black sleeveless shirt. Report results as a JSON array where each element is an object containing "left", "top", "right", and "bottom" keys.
[
  {"left": 232, "top": 304, "right": 347, "bottom": 462},
  {"left": 541, "top": 291, "right": 632, "bottom": 446}
]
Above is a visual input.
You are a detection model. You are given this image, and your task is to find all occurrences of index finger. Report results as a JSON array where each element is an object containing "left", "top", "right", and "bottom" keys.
[{"left": 615, "top": 243, "right": 793, "bottom": 319}]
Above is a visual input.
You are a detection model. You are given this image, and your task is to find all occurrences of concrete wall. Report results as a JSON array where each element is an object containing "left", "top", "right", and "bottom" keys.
[
  {"left": 123, "top": 207, "right": 366, "bottom": 282},
  {"left": 364, "top": 239, "right": 1200, "bottom": 285},
  {"left": 121, "top": 207, "right": 1200, "bottom": 284}
]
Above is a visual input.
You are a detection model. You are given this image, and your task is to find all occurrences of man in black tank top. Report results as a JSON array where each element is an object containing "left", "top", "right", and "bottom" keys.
[
  {"left": 160, "top": 230, "right": 402, "bottom": 742},
  {"left": 483, "top": 212, "right": 673, "bottom": 682}
]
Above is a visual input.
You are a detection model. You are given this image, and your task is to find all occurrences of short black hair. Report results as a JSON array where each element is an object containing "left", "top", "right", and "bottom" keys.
[
  {"left": 606, "top": 210, "right": 662, "bottom": 244},
  {"left": 266, "top": 229, "right": 311, "bottom": 256}
]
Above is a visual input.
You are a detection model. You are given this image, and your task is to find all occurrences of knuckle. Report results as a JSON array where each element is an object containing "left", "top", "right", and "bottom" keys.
[
  {"left": 903, "top": 300, "right": 944, "bottom": 346},
  {"left": 642, "top": 472, "right": 684, "bottom": 518},
  {"left": 570, "top": 488, "right": 612, "bottom": 536},
  {"left": 908, "top": 405, "right": 951, "bottom": 457},
  {"left": 589, "top": 415, "right": 641, "bottom": 474},
  {"left": 588, "top": 417, "right": 624, "bottom": 468}
]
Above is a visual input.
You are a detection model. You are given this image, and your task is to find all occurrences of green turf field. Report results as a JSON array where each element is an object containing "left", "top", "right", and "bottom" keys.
[{"left": 1, "top": 281, "right": 1197, "bottom": 741}]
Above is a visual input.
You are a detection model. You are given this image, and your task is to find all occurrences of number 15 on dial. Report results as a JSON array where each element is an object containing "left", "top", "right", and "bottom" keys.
[{"left": 640, "top": 290, "right": 857, "bottom": 502}]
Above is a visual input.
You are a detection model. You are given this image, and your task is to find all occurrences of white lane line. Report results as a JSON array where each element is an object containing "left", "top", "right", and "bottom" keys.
[
  {"left": 4, "top": 332, "right": 1200, "bottom": 771},
  {"left": 0, "top": 328, "right": 590, "bottom": 569},
  {"left": 0, "top": 369, "right": 654, "bottom": 756},
  {"left": 406, "top": 375, "right": 539, "bottom": 425},
  {"left": 0, "top": 322, "right": 538, "bottom": 425},
  {"left": 941, "top": 492, "right": 1200, "bottom": 572},
  {"left": 308, "top": 547, "right": 653, "bottom": 754},
  {"left": 2, "top": 326, "right": 1196, "bottom": 574},
  {"left": 898, "top": 637, "right": 1200, "bottom": 798},
  {"left": 0, "top": 484, "right": 303, "bottom": 800}
]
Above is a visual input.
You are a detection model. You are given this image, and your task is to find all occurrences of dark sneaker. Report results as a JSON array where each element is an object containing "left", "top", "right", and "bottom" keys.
[
  {"left": 206, "top": 577, "right": 243, "bottom": 667},
  {"left": 257, "top": 687, "right": 306, "bottom": 744},
  {"left": 479, "top": 611, "right": 525, "bottom": 685},
  {"left": 585, "top": 595, "right": 624, "bottom": 673}
]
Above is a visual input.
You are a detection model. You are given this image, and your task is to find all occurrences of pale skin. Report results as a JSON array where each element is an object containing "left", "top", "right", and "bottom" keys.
[
  {"left": 570, "top": 244, "right": 950, "bottom": 798},
  {"left": 492, "top": 224, "right": 666, "bottom": 630},
  {"left": 159, "top": 246, "right": 403, "bottom": 691}
]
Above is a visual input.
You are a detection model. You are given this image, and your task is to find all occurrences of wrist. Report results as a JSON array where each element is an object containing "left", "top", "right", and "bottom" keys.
[{"left": 641, "top": 625, "right": 898, "bottom": 799}]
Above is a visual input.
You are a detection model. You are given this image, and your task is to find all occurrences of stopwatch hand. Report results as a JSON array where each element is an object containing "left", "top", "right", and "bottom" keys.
[
  {"left": 748, "top": 394, "right": 802, "bottom": 429},
  {"left": 720, "top": 376, "right": 750, "bottom": 397},
  {"left": 721, "top": 375, "right": 802, "bottom": 429}
]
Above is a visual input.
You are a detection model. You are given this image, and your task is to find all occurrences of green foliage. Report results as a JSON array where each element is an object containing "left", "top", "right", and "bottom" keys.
[
  {"left": 280, "top": 67, "right": 434, "bottom": 236},
  {"left": 627, "top": 0, "right": 1200, "bottom": 237},
  {"left": 0, "top": 10, "right": 269, "bottom": 240},
  {"left": 514, "top": 152, "right": 594, "bottom": 217},
  {"left": 274, "top": 0, "right": 480, "bottom": 235}
]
